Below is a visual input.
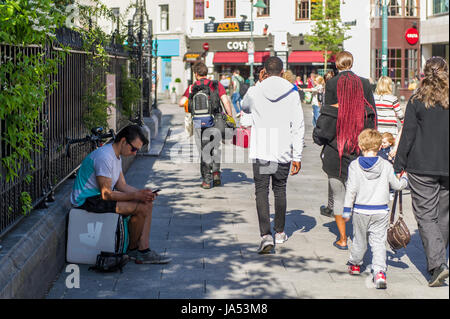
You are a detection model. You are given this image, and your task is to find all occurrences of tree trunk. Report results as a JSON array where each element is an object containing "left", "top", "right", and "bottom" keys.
[{"left": 324, "top": 50, "right": 328, "bottom": 74}]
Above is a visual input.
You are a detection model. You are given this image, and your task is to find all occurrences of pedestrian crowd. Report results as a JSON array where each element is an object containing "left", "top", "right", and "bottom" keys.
[{"left": 69, "top": 51, "right": 448, "bottom": 291}]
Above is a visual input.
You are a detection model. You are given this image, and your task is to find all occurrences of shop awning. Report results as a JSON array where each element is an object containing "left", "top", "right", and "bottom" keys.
[
  {"left": 288, "top": 51, "right": 336, "bottom": 64},
  {"left": 213, "top": 51, "right": 271, "bottom": 64}
]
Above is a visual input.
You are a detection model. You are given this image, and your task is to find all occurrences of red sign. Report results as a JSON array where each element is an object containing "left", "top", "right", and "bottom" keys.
[
  {"left": 203, "top": 42, "right": 209, "bottom": 51},
  {"left": 405, "top": 28, "right": 419, "bottom": 45}
]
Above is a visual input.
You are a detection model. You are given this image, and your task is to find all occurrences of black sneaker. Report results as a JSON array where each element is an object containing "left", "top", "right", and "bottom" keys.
[
  {"left": 428, "top": 263, "right": 449, "bottom": 287},
  {"left": 320, "top": 206, "right": 334, "bottom": 218}
]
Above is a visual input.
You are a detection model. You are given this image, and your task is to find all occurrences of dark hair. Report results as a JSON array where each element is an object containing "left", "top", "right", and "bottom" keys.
[
  {"left": 193, "top": 62, "right": 208, "bottom": 77},
  {"left": 115, "top": 125, "right": 149, "bottom": 146},
  {"left": 264, "top": 56, "right": 283, "bottom": 76}
]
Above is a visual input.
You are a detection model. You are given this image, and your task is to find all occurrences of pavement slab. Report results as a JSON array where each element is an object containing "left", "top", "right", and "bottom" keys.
[{"left": 45, "top": 101, "right": 449, "bottom": 300}]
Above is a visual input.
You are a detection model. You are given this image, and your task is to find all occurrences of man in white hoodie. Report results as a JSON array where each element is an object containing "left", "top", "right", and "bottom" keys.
[{"left": 241, "top": 56, "right": 305, "bottom": 254}]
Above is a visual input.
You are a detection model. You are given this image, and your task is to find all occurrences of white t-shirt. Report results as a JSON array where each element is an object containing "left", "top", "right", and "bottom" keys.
[{"left": 71, "top": 144, "right": 122, "bottom": 206}]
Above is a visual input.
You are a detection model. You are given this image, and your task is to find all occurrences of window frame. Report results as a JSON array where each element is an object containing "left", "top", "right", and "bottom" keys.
[
  {"left": 257, "top": 0, "right": 270, "bottom": 17},
  {"left": 224, "top": 0, "right": 236, "bottom": 19},
  {"left": 295, "top": 0, "right": 310, "bottom": 21},
  {"left": 159, "top": 4, "right": 169, "bottom": 32},
  {"left": 193, "top": 0, "right": 205, "bottom": 20},
  {"left": 432, "top": 0, "right": 449, "bottom": 15}
]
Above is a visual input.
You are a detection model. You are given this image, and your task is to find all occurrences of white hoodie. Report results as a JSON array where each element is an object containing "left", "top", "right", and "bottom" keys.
[{"left": 241, "top": 76, "right": 305, "bottom": 163}]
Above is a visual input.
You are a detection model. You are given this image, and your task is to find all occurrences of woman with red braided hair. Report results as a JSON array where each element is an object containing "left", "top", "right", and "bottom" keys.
[{"left": 313, "top": 51, "right": 377, "bottom": 250}]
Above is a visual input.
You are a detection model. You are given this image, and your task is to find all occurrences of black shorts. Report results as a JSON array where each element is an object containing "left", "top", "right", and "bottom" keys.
[{"left": 78, "top": 195, "right": 117, "bottom": 213}]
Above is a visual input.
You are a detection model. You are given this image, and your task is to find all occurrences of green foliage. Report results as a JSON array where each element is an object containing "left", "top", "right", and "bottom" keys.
[
  {"left": 74, "top": 0, "right": 116, "bottom": 130},
  {"left": 20, "top": 191, "right": 33, "bottom": 216},
  {"left": 0, "top": 0, "right": 67, "bottom": 183},
  {"left": 119, "top": 65, "right": 141, "bottom": 119},
  {"left": 305, "top": 0, "right": 351, "bottom": 72}
]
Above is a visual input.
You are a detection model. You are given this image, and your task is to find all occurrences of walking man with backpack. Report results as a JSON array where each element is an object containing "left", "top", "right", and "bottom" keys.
[
  {"left": 179, "top": 62, "right": 233, "bottom": 189},
  {"left": 231, "top": 69, "right": 245, "bottom": 116},
  {"left": 241, "top": 56, "right": 305, "bottom": 254}
]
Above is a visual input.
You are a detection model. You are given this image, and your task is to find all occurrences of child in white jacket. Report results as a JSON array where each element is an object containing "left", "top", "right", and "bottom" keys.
[{"left": 343, "top": 129, "right": 408, "bottom": 289}]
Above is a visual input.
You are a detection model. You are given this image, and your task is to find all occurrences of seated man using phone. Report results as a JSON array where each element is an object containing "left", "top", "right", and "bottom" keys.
[{"left": 70, "top": 125, "right": 171, "bottom": 264}]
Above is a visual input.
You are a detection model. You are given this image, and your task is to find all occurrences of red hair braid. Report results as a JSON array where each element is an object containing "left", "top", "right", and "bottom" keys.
[{"left": 336, "top": 72, "right": 377, "bottom": 172}]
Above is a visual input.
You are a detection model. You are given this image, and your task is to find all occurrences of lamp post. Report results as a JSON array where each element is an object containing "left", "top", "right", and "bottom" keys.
[
  {"left": 381, "top": 0, "right": 388, "bottom": 76},
  {"left": 249, "top": 0, "right": 267, "bottom": 86}
]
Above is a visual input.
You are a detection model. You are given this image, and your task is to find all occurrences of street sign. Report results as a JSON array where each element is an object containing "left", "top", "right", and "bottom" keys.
[
  {"left": 247, "top": 41, "right": 255, "bottom": 54},
  {"left": 203, "top": 42, "right": 209, "bottom": 51},
  {"left": 405, "top": 28, "right": 419, "bottom": 45},
  {"left": 248, "top": 53, "right": 254, "bottom": 64}
]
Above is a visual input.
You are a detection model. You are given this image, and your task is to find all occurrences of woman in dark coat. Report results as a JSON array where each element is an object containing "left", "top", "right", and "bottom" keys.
[
  {"left": 393, "top": 57, "right": 449, "bottom": 287},
  {"left": 313, "top": 51, "right": 377, "bottom": 250}
]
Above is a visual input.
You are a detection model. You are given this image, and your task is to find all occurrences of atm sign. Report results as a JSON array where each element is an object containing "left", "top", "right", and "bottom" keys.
[{"left": 405, "top": 28, "right": 419, "bottom": 45}]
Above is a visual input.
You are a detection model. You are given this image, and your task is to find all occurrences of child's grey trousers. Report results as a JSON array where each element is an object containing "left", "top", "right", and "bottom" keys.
[{"left": 349, "top": 212, "right": 390, "bottom": 275}]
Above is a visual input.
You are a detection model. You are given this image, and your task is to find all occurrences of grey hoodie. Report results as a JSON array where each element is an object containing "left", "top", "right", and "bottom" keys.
[
  {"left": 241, "top": 76, "right": 304, "bottom": 163},
  {"left": 343, "top": 156, "right": 408, "bottom": 218}
]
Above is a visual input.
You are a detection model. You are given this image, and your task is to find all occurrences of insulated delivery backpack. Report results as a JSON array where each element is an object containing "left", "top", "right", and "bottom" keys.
[{"left": 189, "top": 79, "right": 221, "bottom": 129}]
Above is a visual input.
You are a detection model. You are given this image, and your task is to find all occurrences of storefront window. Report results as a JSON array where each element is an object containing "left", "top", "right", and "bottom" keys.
[
  {"left": 296, "top": 0, "right": 310, "bottom": 20},
  {"left": 404, "top": 49, "right": 418, "bottom": 87},
  {"left": 433, "top": 0, "right": 449, "bottom": 15},
  {"left": 224, "top": 0, "right": 236, "bottom": 18},
  {"left": 375, "top": 49, "right": 402, "bottom": 86},
  {"left": 194, "top": 0, "right": 204, "bottom": 20},
  {"left": 257, "top": 0, "right": 270, "bottom": 17}
]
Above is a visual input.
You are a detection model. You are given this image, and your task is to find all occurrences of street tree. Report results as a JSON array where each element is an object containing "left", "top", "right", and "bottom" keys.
[{"left": 305, "top": 0, "right": 351, "bottom": 74}]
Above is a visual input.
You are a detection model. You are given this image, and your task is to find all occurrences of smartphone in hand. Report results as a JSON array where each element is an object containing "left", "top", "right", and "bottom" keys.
[{"left": 152, "top": 189, "right": 161, "bottom": 194}]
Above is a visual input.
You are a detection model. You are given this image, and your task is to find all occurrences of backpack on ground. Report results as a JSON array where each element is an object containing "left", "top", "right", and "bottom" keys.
[
  {"left": 88, "top": 251, "right": 129, "bottom": 273},
  {"left": 189, "top": 79, "right": 220, "bottom": 129}
]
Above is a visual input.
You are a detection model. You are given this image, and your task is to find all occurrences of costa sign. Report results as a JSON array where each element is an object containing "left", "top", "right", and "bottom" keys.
[
  {"left": 227, "top": 41, "right": 248, "bottom": 51},
  {"left": 405, "top": 28, "right": 419, "bottom": 45}
]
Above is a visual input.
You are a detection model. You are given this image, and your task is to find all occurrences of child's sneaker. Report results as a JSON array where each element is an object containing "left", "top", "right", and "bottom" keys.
[
  {"left": 347, "top": 262, "right": 361, "bottom": 275},
  {"left": 374, "top": 271, "right": 387, "bottom": 289}
]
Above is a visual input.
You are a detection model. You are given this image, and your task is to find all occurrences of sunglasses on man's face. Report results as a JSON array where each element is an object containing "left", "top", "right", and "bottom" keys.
[{"left": 126, "top": 140, "right": 140, "bottom": 152}]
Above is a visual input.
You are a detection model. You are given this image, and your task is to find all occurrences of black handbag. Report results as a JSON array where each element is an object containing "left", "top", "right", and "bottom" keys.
[
  {"left": 387, "top": 191, "right": 411, "bottom": 251},
  {"left": 89, "top": 251, "right": 129, "bottom": 273}
]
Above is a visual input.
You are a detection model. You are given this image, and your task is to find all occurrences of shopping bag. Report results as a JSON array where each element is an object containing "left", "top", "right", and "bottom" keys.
[{"left": 232, "top": 127, "right": 251, "bottom": 148}]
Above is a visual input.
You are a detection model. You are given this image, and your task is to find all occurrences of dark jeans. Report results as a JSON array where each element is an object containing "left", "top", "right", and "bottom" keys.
[
  {"left": 253, "top": 159, "right": 291, "bottom": 237},
  {"left": 194, "top": 126, "right": 222, "bottom": 184},
  {"left": 408, "top": 173, "right": 449, "bottom": 273}
]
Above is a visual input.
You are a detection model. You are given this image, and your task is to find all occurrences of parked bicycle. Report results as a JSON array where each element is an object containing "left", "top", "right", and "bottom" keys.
[{"left": 65, "top": 127, "right": 115, "bottom": 158}]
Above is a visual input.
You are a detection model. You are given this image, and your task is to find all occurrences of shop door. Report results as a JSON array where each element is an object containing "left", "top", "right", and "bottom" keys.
[{"left": 161, "top": 57, "right": 172, "bottom": 92}]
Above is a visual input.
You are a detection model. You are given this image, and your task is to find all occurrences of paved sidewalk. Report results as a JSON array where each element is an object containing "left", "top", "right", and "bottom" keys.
[{"left": 46, "top": 102, "right": 448, "bottom": 299}]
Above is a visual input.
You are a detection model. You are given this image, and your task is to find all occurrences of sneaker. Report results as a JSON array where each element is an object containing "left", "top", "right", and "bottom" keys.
[
  {"left": 428, "top": 263, "right": 449, "bottom": 287},
  {"left": 126, "top": 249, "right": 138, "bottom": 261},
  {"left": 201, "top": 181, "right": 211, "bottom": 189},
  {"left": 374, "top": 271, "right": 387, "bottom": 289},
  {"left": 275, "top": 232, "right": 288, "bottom": 244},
  {"left": 213, "top": 172, "right": 221, "bottom": 187},
  {"left": 135, "top": 249, "right": 172, "bottom": 264},
  {"left": 257, "top": 234, "right": 274, "bottom": 254},
  {"left": 320, "top": 205, "right": 334, "bottom": 218},
  {"left": 347, "top": 262, "right": 361, "bottom": 275}
]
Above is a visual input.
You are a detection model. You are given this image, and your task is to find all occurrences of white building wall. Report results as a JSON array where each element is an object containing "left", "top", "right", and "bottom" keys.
[
  {"left": 341, "top": 0, "right": 372, "bottom": 78},
  {"left": 186, "top": 0, "right": 371, "bottom": 77}
]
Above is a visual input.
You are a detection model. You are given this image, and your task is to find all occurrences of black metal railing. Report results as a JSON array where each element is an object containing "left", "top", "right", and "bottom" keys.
[{"left": 0, "top": 29, "right": 133, "bottom": 237}]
